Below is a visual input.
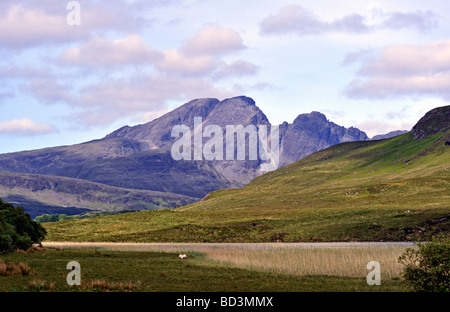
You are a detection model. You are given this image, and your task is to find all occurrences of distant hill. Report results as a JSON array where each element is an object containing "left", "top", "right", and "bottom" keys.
[
  {"left": 371, "top": 130, "right": 408, "bottom": 140},
  {"left": 0, "top": 96, "right": 368, "bottom": 217},
  {"left": 44, "top": 105, "right": 450, "bottom": 242},
  {"left": 0, "top": 171, "right": 197, "bottom": 218}
]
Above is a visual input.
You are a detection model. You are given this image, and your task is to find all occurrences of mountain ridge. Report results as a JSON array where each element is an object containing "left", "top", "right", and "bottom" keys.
[
  {"left": 0, "top": 95, "right": 373, "bottom": 217},
  {"left": 44, "top": 105, "right": 450, "bottom": 242}
]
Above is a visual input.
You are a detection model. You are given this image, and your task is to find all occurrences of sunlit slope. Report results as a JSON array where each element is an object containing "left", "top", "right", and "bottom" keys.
[
  {"left": 45, "top": 130, "right": 449, "bottom": 242},
  {"left": 195, "top": 131, "right": 450, "bottom": 208}
]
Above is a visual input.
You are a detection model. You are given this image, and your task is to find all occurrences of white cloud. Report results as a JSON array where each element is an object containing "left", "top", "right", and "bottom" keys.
[
  {"left": 260, "top": 5, "right": 439, "bottom": 36},
  {"left": 58, "top": 26, "right": 252, "bottom": 78},
  {"left": 0, "top": 118, "right": 57, "bottom": 136},
  {"left": 156, "top": 49, "right": 216, "bottom": 75},
  {"left": 29, "top": 23, "right": 257, "bottom": 127},
  {"left": 48, "top": 23, "right": 259, "bottom": 127},
  {"left": 0, "top": 2, "right": 143, "bottom": 49},
  {"left": 214, "top": 60, "right": 259, "bottom": 79},
  {"left": 26, "top": 79, "right": 71, "bottom": 104},
  {"left": 60, "top": 35, "right": 162, "bottom": 67},
  {"left": 0, "top": 4, "right": 77, "bottom": 48},
  {"left": 68, "top": 74, "right": 237, "bottom": 126},
  {"left": 382, "top": 10, "right": 439, "bottom": 31},
  {"left": 260, "top": 5, "right": 327, "bottom": 36},
  {"left": 357, "top": 41, "right": 450, "bottom": 77},
  {"left": 345, "top": 40, "right": 450, "bottom": 100},
  {"left": 182, "top": 25, "right": 246, "bottom": 56}
]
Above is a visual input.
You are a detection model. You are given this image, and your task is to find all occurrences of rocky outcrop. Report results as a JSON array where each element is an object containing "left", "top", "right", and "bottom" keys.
[{"left": 411, "top": 105, "right": 450, "bottom": 140}]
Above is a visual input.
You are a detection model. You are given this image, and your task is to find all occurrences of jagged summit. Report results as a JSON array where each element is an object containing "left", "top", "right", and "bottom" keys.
[
  {"left": 279, "top": 111, "right": 368, "bottom": 166},
  {"left": 222, "top": 95, "right": 256, "bottom": 106},
  {"left": 292, "top": 111, "right": 328, "bottom": 124}
]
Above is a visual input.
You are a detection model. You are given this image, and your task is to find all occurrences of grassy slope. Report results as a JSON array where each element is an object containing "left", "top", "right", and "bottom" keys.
[{"left": 44, "top": 131, "right": 450, "bottom": 242}]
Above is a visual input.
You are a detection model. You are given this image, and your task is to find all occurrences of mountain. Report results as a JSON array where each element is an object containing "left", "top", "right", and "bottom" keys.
[
  {"left": 43, "top": 105, "right": 450, "bottom": 242},
  {"left": 279, "top": 111, "right": 367, "bottom": 166},
  {"left": 103, "top": 96, "right": 368, "bottom": 182},
  {"left": 106, "top": 96, "right": 272, "bottom": 185},
  {"left": 371, "top": 130, "right": 408, "bottom": 140},
  {"left": 0, "top": 96, "right": 368, "bottom": 217}
]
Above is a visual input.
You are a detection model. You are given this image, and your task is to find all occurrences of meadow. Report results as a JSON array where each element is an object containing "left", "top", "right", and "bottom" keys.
[
  {"left": 0, "top": 244, "right": 411, "bottom": 292},
  {"left": 43, "top": 132, "right": 450, "bottom": 243},
  {"left": 19, "top": 132, "right": 448, "bottom": 293}
]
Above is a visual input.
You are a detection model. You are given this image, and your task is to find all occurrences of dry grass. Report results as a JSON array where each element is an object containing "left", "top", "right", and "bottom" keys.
[
  {"left": 14, "top": 246, "right": 47, "bottom": 254},
  {"left": 83, "top": 280, "right": 142, "bottom": 292},
  {"left": 28, "top": 279, "right": 55, "bottom": 291},
  {"left": 202, "top": 246, "right": 410, "bottom": 279},
  {"left": 26, "top": 246, "right": 47, "bottom": 253},
  {"left": 0, "top": 260, "right": 31, "bottom": 276}
]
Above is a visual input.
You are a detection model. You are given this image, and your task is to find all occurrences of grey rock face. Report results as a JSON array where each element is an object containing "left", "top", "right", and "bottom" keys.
[{"left": 279, "top": 111, "right": 368, "bottom": 167}]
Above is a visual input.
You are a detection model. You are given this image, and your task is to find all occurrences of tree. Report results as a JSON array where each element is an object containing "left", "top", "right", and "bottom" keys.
[
  {"left": 0, "top": 198, "right": 47, "bottom": 252},
  {"left": 398, "top": 236, "right": 450, "bottom": 292}
]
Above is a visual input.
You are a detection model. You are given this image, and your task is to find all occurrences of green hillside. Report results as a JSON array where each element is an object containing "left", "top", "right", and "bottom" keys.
[
  {"left": 44, "top": 126, "right": 450, "bottom": 242},
  {"left": 0, "top": 171, "right": 198, "bottom": 219}
]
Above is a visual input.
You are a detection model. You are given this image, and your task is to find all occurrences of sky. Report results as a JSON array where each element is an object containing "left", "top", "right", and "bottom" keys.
[{"left": 0, "top": 0, "right": 449, "bottom": 153}]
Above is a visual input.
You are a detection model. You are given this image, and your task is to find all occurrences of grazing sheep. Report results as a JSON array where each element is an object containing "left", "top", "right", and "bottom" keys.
[{"left": 179, "top": 254, "right": 187, "bottom": 259}]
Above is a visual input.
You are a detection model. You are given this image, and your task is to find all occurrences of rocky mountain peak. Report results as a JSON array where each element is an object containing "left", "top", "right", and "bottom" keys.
[
  {"left": 292, "top": 111, "right": 328, "bottom": 125},
  {"left": 222, "top": 95, "right": 256, "bottom": 106},
  {"left": 279, "top": 111, "right": 367, "bottom": 166}
]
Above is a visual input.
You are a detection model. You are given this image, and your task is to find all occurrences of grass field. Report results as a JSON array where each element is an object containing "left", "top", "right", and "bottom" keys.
[
  {"left": 43, "top": 132, "right": 450, "bottom": 243},
  {"left": 0, "top": 246, "right": 411, "bottom": 292}
]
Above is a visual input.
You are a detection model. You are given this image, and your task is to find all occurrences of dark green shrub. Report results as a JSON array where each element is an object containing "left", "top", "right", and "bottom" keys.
[
  {"left": 0, "top": 198, "right": 46, "bottom": 252},
  {"left": 0, "top": 233, "right": 13, "bottom": 251},
  {"left": 34, "top": 214, "right": 60, "bottom": 223},
  {"left": 398, "top": 236, "right": 449, "bottom": 292}
]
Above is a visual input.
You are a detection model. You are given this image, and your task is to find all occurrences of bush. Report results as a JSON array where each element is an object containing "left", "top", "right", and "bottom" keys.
[
  {"left": 398, "top": 236, "right": 450, "bottom": 292},
  {"left": 0, "top": 198, "right": 46, "bottom": 252}
]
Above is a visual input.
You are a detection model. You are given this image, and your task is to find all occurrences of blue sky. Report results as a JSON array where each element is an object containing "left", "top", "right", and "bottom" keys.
[{"left": 0, "top": 0, "right": 449, "bottom": 153}]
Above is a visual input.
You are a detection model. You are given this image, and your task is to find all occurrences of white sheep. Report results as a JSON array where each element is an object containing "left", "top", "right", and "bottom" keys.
[{"left": 179, "top": 254, "right": 187, "bottom": 259}]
